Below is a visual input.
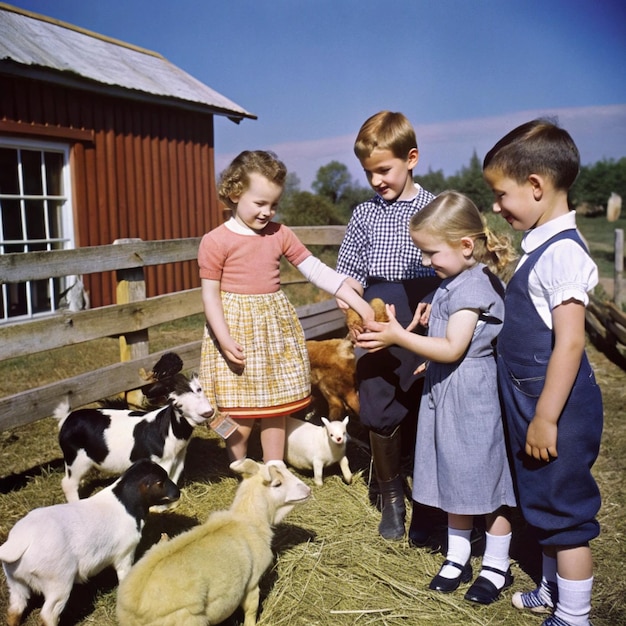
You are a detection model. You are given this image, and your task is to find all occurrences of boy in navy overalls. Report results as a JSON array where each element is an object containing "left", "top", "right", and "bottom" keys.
[{"left": 484, "top": 119, "right": 603, "bottom": 626}]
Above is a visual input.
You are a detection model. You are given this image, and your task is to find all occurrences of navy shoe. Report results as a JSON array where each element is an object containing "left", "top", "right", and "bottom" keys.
[
  {"left": 464, "top": 565, "right": 514, "bottom": 604},
  {"left": 541, "top": 617, "right": 591, "bottom": 626},
  {"left": 429, "top": 559, "right": 473, "bottom": 593},
  {"left": 512, "top": 582, "right": 558, "bottom": 614}
]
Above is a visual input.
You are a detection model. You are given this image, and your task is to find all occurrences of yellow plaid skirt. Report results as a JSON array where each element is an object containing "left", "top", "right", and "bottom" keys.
[{"left": 199, "top": 290, "right": 311, "bottom": 418}]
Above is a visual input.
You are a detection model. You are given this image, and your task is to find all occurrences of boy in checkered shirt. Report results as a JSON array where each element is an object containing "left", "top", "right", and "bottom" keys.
[{"left": 336, "top": 111, "right": 440, "bottom": 541}]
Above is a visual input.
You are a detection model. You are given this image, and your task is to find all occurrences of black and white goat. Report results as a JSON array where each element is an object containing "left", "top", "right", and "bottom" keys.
[
  {"left": 0, "top": 459, "right": 180, "bottom": 626},
  {"left": 55, "top": 370, "right": 214, "bottom": 502}
]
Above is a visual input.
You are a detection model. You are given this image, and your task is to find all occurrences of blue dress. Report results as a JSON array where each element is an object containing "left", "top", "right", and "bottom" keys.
[
  {"left": 497, "top": 230, "right": 603, "bottom": 546},
  {"left": 412, "top": 263, "right": 516, "bottom": 514}
]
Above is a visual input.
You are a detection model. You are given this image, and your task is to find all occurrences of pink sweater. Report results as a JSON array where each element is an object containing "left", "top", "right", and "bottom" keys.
[{"left": 198, "top": 222, "right": 311, "bottom": 294}]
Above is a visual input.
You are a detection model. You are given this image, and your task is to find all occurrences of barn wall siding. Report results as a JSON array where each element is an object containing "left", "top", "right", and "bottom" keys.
[{"left": 0, "top": 74, "right": 221, "bottom": 307}]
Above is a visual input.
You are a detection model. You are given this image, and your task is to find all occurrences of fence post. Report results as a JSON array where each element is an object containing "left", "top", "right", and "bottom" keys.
[
  {"left": 615, "top": 229, "right": 624, "bottom": 308},
  {"left": 114, "top": 238, "right": 149, "bottom": 362}
]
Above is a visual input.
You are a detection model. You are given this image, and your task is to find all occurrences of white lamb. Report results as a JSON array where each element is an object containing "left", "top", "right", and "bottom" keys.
[
  {"left": 0, "top": 460, "right": 180, "bottom": 626},
  {"left": 115, "top": 458, "right": 311, "bottom": 626},
  {"left": 285, "top": 415, "right": 353, "bottom": 486}
]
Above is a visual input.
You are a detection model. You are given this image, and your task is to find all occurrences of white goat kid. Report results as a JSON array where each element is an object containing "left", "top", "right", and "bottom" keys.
[
  {"left": 116, "top": 458, "right": 311, "bottom": 626},
  {"left": 285, "top": 415, "right": 353, "bottom": 486},
  {"left": 0, "top": 460, "right": 180, "bottom": 626},
  {"left": 55, "top": 372, "right": 213, "bottom": 502}
]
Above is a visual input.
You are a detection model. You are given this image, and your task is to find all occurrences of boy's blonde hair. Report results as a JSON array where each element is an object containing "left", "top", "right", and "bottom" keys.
[
  {"left": 410, "top": 190, "right": 517, "bottom": 279},
  {"left": 483, "top": 118, "right": 580, "bottom": 191},
  {"left": 217, "top": 150, "right": 287, "bottom": 209},
  {"left": 354, "top": 111, "right": 418, "bottom": 161}
]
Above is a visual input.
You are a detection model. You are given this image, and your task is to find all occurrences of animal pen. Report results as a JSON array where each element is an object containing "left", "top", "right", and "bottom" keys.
[{"left": 1, "top": 230, "right": 625, "bottom": 626}]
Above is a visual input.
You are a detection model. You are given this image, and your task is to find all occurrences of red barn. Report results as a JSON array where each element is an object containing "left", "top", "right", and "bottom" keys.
[{"left": 0, "top": 2, "right": 255, "bottom": 318}]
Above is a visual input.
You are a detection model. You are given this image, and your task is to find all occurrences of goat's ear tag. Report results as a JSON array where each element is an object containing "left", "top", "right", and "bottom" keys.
[{"left": 209, "top": 413, "right": 238, "bottom": 439}]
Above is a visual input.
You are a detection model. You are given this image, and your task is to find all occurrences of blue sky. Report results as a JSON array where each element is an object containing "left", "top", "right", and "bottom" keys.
[{"left": 10, "top": 0, "right": 626, "bottom": 190}]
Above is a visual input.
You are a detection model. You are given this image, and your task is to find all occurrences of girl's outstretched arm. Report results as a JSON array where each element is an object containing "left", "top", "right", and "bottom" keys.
[
  {"left": 357, "top": 303, "right": 479, "bottom": 363},
  {"left": 295, "top": 256, "right": 374, "bottom": 328},
  {"left": 335, "top": 276, "right": 363, "bottom": 311},
  {"left": 334, "top": 281, "right": 375, "bottom": 329},
  {"left": 201, "top": 279, "right": 245, "bottom": 367},
  {"left": 524, "top": 299, "right": 586, "bottom": 462}
]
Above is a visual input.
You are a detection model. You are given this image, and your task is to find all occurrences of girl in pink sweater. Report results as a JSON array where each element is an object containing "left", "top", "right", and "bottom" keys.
[{"left": 198, "top": 150, "right": 373, "bottom": 463}]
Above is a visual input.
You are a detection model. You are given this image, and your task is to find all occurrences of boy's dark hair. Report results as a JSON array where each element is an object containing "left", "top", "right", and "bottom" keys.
[
  {"left": 354, "top": 111, "right": 418, "bottom": 161},
  {"left": 218, "top": 150, "right": 287, "bottom": 209},
  {"left": 483, "top": 118, "right": 580, "bottom": 190}
]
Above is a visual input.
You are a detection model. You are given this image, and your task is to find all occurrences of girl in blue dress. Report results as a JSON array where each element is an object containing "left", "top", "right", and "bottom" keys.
[{"left": 358, "top": 190, "right": 518, "bottom": 605}]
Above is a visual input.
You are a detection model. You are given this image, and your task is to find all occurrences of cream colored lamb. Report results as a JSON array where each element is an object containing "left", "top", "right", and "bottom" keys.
[
  {"left": 115, "top": 458, "right": 311, "bottom": 626},
  {"left": 285, "top": 415, "right": 352, "bottom": 486}
]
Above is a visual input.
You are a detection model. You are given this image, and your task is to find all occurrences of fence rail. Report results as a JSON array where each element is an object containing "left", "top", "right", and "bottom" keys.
[
  {"left": 584, "top": 228, "right": 626, "bottom": 366},
  {"left": 0, "top": 227, "right": 348, "bottom": 432}
]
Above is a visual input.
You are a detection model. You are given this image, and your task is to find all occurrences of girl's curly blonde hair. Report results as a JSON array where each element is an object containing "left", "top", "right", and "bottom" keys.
[
  {"left": 410, "top": 190, "right": 518, "bottom": 280},
  {"left": 217, "top": 150, "right": 287, "bottom": 210}
]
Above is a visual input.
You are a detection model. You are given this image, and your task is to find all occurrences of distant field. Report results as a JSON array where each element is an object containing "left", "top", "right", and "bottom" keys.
[{"left": 577, "top": 212, "right": 626, "bottom": 279}]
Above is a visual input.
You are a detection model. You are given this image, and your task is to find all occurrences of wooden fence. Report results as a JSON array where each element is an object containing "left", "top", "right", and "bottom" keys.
[
  {"left": 585, "top": 228, "right": 626, "bottom": 365},
  {"left": 0, "top": 226, "right": 348, "bottom": 432},
  {"left": 3, "top": 225, "right": 623, "bottom": 433}
]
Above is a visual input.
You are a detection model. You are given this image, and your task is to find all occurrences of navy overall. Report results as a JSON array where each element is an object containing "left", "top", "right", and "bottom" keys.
[{"left": 497, "top": 229, "right": 603, "bottom": 546}]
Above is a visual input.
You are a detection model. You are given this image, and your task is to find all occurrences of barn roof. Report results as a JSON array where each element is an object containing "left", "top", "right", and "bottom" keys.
[{"left": 0, "top": 3, "right": 256, "bottom": 122}]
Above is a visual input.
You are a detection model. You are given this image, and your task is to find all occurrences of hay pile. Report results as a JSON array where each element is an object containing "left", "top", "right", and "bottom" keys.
[
  {"left": 141, "top": 425, "right": 539, "bottom": 626},
  {"left": 1, "top": 349, "right": 625, "bottom": 626}
]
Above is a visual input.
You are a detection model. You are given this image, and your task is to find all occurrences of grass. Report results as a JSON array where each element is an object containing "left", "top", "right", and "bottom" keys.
[{"left": 576, "top": 212, "right": 626, "bottom": 279}]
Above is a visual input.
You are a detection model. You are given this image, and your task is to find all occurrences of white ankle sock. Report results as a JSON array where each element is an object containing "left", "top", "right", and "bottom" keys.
[
  {"left": 554, "top": 574, "right": 593, "bottom": 626},
  {"left": 480, "top": 531, "right": 511, "bottom": 588},
  {"left": 440, "top": 528, "right": 472, "bottom": 578}
]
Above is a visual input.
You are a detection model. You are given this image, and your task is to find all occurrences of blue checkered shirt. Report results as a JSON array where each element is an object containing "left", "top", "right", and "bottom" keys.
[{"left": 336, "top": 186, "right": 437, "bottom": 287}]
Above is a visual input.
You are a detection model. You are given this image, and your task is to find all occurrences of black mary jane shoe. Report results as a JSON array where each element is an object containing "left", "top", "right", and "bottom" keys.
[
  {"left": 428, "top": 559, "right": 473, "bottom": 593},
  {"left": 464, "top": 565, "right": 514, "bottom": 605}
]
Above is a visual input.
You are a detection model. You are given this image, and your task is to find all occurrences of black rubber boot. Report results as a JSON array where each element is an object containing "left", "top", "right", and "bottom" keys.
[
  {"left": 408, "top": 500, "right": 434, "bottom": 547},
  {"left": 369, "top": 427, "right": 406, "bottom": 540},
  {"left": 367, "top": 458, "right": 382, "bottom": 510}
]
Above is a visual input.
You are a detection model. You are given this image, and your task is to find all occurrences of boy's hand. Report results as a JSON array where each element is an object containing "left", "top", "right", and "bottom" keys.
[
  {"left": 414, "top": 360, "right": 429, "bottom": 376},
  {"left": 525, "top": 414, "right": 558, "bottom": 462},
  {"left": 407, "top": 302, "right": 431, "bottom": 331}
]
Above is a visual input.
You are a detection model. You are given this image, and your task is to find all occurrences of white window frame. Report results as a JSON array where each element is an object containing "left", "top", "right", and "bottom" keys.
[{"left": 0, "top": 137, "right": 76, "bottom": 322}]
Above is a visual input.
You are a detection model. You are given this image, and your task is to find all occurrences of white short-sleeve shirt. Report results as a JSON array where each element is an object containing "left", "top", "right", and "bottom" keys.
[{"left": 516, "top": 211, "right": 598, "bottom": 329}]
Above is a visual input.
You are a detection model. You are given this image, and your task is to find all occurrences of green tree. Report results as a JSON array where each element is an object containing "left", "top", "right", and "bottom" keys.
[
  {"left": 451, "top": 151, "right": 493, "bottom": 211},
  {"left": 311, "top": 160, "right": 370, "bottom": 223},
  {"left": 284, "top": 171, "right": 301, "bottom": 196},
  {"left": 414, "top": 168, "right": 447, "bottom": 195},
  {"left": 416, "top": 153, "right": 492, "bottom": 210},
  {"left": 312, "top": 161, "right": 353, "bottom": 204},
  {"left": 571, "top": 158, "right": 626, "bottom": 209},
  {"left": 278, "top": 190, "right": 343, "bottom": 226}
]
